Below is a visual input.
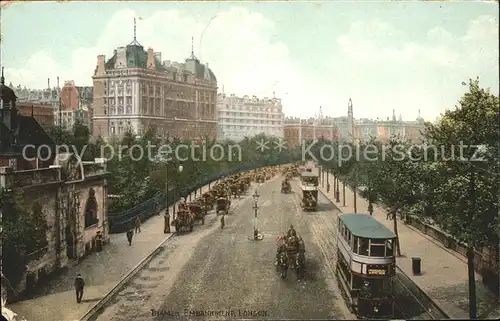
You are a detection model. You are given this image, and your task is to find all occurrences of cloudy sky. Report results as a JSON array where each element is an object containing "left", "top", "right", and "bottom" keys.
[{"left": 1, "top": 1, "right": 498, "bottom": 120}]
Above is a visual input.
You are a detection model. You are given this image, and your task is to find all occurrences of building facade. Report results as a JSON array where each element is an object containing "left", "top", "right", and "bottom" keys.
[
  {"left": 92, "top": 31, "right": 217, "bottom": 141},
  {"left": 55, "top": 81, "right": 93, "bottom": 131},
  {"left": 216, "top": 93, "right": 284, "bottom": 141},
  {"left": 1, "top": 157, "right": 109, "bottom": 299},
  {"left": 284, "top": 117, "right": 338, "bottom": 147}
]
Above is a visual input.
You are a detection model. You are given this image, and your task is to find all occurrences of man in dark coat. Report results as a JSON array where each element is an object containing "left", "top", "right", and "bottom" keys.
[
  {"left": 74, "top": 273, "right": 85, "bottom": 303},
  {"left": 126, "top": 229, "right": 134, "bottom": 245}
]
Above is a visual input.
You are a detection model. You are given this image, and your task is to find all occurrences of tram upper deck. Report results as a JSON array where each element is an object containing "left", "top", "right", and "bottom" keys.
[
  {"left": 337, "top": 213, "right": 396, "bottom": 266},
  {"left": 300, "top": 172, "right": 318, "bottom": 190}
]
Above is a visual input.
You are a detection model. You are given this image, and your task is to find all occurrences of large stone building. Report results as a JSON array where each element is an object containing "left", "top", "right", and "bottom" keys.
[
  {"left": 1, "top": 72, "right": 109, "bottom": 298},
  {"left": 55, "top": 81, "right": 93, "bottom": 131},
  {"left": 216, "top": 93, "right": 284, "bottom": 141},
  {"left": 1, "top": 157, "right": 109, "bottom": 298},
  {"left": 92, "top": 26, "right": 217, "bottom": 140},
  {"left": 284, "top": 117, "right": 338, "bottom": 148}
]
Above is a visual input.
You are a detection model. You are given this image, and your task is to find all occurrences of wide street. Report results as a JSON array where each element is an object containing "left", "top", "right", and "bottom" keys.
[{"left": 93, "top": 175, "right": 353, "bottom": 320}]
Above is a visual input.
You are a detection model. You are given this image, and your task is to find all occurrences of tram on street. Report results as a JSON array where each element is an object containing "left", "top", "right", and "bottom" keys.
[
  {"left": 335, "top": 213, "right": 396, "bottom": 319},
  {"left": 300, "top": 172, "right": 318, "bottom": 211}
]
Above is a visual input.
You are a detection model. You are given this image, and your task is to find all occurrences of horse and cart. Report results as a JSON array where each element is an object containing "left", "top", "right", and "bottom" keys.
[
  {"left": 281, "top": 179, "right": 291, "bottom": 193},
  {"left": 275, "top": 227, "right": 306, "bottom": 280}
]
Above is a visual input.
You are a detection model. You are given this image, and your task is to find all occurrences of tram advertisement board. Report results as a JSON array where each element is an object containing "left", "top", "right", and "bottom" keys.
[{"left": 367, "top": 264, "right": 394, "bottom": 276}]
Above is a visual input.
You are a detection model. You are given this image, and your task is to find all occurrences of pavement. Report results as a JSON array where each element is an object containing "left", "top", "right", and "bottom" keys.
[
  {"left": 90, "top": 175, "right": 352, "bottom": 320},
  {"left": 8, "top": 184, "right": 212, "bottom": 321},
  {"left": 314, "top": 166, "right": 500, "bottom": 319}
]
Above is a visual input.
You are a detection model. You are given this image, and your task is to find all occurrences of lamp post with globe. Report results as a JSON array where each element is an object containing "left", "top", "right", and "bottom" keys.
[
  {"left": 167, "top": 164, "right": 183, "bottom": 222},
  {"left": 251, "top": 190, "right": 263, "bottom": 240}
]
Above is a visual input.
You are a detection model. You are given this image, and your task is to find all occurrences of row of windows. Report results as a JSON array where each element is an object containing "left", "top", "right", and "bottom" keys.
[
  {"left": 218, "top": 112, "right": 283, "bottom": 119},
  {"left": 221, "top": 103, "right": 280, "bottom": 113},
  {"left": 338, "top": 220, "right": 394, "bottom": 257}
]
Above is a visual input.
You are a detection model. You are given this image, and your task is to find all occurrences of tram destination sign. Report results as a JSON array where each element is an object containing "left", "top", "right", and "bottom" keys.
[
  {"left": 367, "top": 268, "right": 386, "bottom": 275},
  {"left": 367, "top": 264, "right": 390, "bottom": 275}
]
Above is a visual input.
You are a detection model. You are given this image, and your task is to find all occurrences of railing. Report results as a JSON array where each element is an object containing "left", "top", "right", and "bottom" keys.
[
  {"left": 10, "top": 168, "right": 61, "bottom": 188},
  {"left": 107, "top": 160, "right": 293, "bottom": 233},
  {"left": 82, "top": 163, "right": 106, "bottom": 176}
]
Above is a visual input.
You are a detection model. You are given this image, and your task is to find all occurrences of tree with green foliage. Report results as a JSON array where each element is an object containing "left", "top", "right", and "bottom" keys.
[
  {"left": 414, "top": 79, "right": 499, "bottom": 318},
  {"left": 0, "top": 189, "right": 48, "bottom": 289}
]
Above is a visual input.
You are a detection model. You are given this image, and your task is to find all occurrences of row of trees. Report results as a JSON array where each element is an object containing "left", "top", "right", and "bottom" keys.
[
  {"left": 313, "top": 79, "right": 499, "bottom": 318},
  {"left": 46, "top": 122, "right": 299, "bottom": 213}
]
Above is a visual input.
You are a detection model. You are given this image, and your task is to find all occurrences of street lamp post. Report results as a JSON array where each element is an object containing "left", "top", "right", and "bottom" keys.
[
  {"left": 326, "top": 168, "right": 330, "bottom": 192},
  {"left": 342, "top": 181, "right": 346, "bottom": 206},
  {"left": 169, "top": 164, "right": 184, "bottom": 221},
  {"left": 251, "top": 190, "right": 263, "bottom": 241}
]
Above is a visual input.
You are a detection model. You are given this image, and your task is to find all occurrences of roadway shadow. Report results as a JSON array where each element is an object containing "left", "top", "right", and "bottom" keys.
[{"left": 316, "top": 201, "right": 337, "bottom": 212}]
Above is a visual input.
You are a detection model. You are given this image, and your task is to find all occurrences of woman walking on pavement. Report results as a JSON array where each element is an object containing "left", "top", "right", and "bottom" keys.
[{"left": 135, "top": 215, "right": 141, "bottom": 233}]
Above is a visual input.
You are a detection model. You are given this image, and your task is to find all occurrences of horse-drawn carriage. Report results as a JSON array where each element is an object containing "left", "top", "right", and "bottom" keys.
[
  {"left": 216, "top": 197, "right": 231, "bottom": 214},
  {"left": 171, "top": 207, "right": 195, "bottom": 232},
  {"left": 188, "top": 202, "right": 205, "bottom": 224},
  {"left": 281, "top": 179, "right": 291, "bottom": 193},
  {"left": 275, "top": 228, "right": 306, "bottom": 280}
]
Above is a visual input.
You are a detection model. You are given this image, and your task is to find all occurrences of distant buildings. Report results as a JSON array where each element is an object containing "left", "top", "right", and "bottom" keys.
[
  {"left": 13, "top": 78, "right": 93, "bottom": 131},
  {"left": 283, "top": 103, "right": 426, "bottom": 147},
  {"left": 216, "top": 93, "right": 284, "bottom": 141},
  {"left": 55, "top": 81, "right": 92, "bottom": 131},
  {"left": 92, "top": 21, "right": 217, "bottom": 141}
]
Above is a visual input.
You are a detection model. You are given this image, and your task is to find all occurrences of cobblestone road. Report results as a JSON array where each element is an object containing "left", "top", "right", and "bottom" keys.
[{"left": 93, "top": 176, "right": 353, "bottom": 320}]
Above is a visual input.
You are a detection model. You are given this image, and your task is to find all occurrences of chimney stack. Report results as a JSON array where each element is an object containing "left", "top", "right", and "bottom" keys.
[
  {"left": 147, "top": 48, "right": 155, "bottom": 70},
  {"left": 48, "top": 78, "right": 50, "bottom": 89},
  {"left": 95, "top": 55, "right": 106, "bottom": 76}
]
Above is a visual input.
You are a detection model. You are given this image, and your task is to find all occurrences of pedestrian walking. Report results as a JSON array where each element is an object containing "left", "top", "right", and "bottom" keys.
[
  {"left": 126, "top": 228, "right": 134, "bottom": 245},
  {"left": 134, "top": 216, "right": 141, "bottom": 233},
  {"left": 220, "top": 214, "right": 225, "bottom": 229},
  {"left": 164, "top": 212, "right": 170, "bottom": 233},
  {"left": 74, "top": 273, "right": 85, "bottom": 303}
]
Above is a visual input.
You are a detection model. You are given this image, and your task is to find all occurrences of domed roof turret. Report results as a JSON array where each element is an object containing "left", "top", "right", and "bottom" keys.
[{"left": 0, "top": 67, "right": 17, "bottom": 104}]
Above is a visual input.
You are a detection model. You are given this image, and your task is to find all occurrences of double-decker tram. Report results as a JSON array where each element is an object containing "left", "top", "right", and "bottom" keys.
[{"left": 335, "top": 213, "right": 396, "bottom": 319}]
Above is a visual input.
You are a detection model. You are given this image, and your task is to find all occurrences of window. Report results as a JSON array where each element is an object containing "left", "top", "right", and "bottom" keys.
[
  {"left": 385, "top": 239, "right": 394, "bottom": 256},
  {"left": 353, "top": 237, "right": 359, "bottom": 254},
  {"left": 369, "top": 239, "right": 386, "bottom": 257},
  {"left": 359, "top": 238, "right": 369, "bottom": 256}
]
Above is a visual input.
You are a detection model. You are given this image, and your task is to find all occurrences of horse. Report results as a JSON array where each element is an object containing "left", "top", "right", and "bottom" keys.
[{"left": 277, "top": 252, "right": 288, "bottom": 279}]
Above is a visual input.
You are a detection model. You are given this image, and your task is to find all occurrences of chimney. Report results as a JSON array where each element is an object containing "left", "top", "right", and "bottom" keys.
[
  {"left": 147, "top": 48, "right": 155, "bottom": 70},
  {"left": 48, "top": 78, "right": 50, "bottom": 89},
  {"left": 96, "top": 55, "right": 106, "bottom": 76}
]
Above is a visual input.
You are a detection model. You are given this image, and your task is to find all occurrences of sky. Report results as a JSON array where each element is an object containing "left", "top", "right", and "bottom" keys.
[{"left": 1, "top": 1, "right": 498, "bottom": 120}]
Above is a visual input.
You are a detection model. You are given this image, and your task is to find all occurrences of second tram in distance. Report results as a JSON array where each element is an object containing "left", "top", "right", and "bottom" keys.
[{"left": 336, "top": 213, "right": 396, "bottom": 319}]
